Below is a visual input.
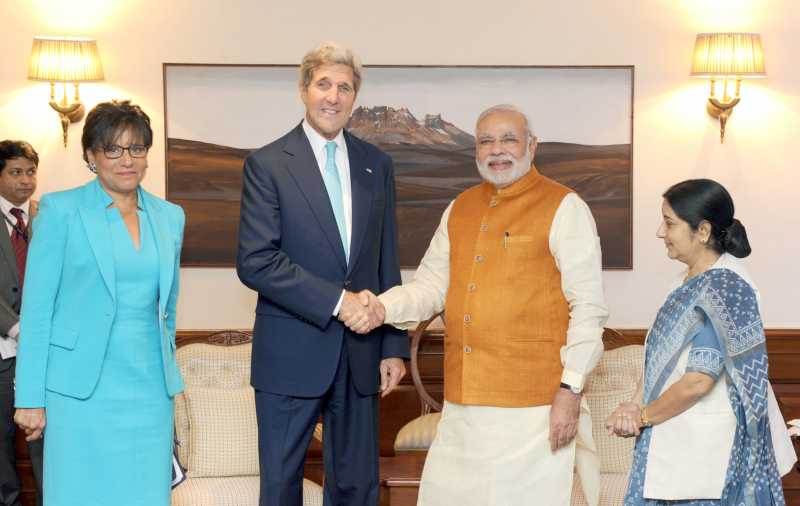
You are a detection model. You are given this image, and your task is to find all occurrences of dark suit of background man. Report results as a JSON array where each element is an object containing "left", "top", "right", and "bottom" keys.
[
  {"left": 0, "top": 141, "right": 43, "bottom": 506},
  {"left": 236, "top": 42, "right": 409, "bottom": 506}
]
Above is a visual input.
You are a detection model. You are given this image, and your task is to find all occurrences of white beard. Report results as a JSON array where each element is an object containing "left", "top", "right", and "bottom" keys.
[{"left": 476, "top": 148, "right": 532, "bottom": 188}]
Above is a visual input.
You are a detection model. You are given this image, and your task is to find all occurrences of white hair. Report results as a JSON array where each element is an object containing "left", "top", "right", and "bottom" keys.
[{"left": 475, "top": 104, "right": 535, "bottom": 140}]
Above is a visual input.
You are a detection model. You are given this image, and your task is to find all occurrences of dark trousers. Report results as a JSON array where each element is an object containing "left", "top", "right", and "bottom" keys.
[
  {"left": 0, "top": 357, "right": 43, "bottom": 506},
  {"left": 255, "top": 343, "right": 379, "bottom": 506}
]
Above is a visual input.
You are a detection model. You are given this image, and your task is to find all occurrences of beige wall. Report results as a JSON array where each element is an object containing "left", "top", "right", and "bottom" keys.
[{"left": 1, "top": 0, "right": 798, "bottom": 329}]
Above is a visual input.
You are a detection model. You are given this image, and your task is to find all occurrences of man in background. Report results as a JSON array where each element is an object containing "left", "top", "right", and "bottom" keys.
[{"left": 0, "top": 140, "right": 43, "bottom": 506}]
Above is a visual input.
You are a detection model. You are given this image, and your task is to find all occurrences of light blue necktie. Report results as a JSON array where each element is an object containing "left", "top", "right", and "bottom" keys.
[{"left": 322, "top": 141, "right": 348, "bottom": 260}]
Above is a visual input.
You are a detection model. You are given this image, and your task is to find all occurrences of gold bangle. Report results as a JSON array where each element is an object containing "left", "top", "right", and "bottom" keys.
[{"left": 640, "top": 406, "right": 652, "bottom": 428}]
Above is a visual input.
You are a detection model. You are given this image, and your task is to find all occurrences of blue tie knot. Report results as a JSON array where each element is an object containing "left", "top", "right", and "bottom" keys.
[{"left": 325, "top": 141, "right": 337, "bottom": 167}]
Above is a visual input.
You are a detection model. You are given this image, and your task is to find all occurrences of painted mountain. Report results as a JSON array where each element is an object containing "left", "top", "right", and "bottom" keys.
[{"left": 167, "top": 105, "right": 631, "bottom": 268}]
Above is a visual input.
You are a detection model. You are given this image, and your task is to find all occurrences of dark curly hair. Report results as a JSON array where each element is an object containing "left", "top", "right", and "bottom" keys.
[
  {"left": 0, "top": 140, "right": 39, "bottom": 173},
  {"left": 81, "top": 100, "right": 153, "bottom": 163}
]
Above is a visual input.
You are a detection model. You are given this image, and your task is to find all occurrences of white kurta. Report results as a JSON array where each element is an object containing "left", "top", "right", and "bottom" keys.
[
  {"left": 380, "top": 191, "right": 608, "bottom": 506},
  {"left": 418, "top": 400, "right": 597, "bottom": 506}
]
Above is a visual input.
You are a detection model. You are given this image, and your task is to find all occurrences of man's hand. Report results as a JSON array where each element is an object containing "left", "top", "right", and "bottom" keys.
[
  {"left": 549, "top": 388, "right": 581, "bottom": 452},
  {"left": 338, "top": 290, "right": 385, "bottom": 334},
  {"left": 379, "top": 358, "right": 406, "bottom": 397},
  {"left": 14, "top": 408, "right": 45, "bottom": 441}
]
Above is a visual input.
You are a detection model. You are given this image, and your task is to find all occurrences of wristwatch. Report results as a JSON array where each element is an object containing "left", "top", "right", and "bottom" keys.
[{"left": 559, "top": 382, "right": 582, "bottom": 395}]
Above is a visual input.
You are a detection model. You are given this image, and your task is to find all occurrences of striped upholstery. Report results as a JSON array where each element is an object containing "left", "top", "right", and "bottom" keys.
[
  {"left": 183, "top": 386, "right": 259, "bottom": 477},
  {"left": 571, "top": 344, "right": 643, "bottom": 505},
  {"left": 171, "top": 476, "right": 323, "bottom": 506},
  {"left": 394, "top": 412, "right": 442, "bottom": 451},
  {"left": 572, "top": 472, "right": 629, "bottom": 506}
]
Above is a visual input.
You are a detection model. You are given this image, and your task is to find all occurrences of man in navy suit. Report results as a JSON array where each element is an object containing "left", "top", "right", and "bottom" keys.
[{"left": 237, "top": 42, "right": 409, "bottom": 506}]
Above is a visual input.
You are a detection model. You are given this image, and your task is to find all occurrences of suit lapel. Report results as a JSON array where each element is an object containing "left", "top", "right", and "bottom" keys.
[
  {"left": 345, "top": 132, "right": 374, "bottom": 276},
  {"left": 283, "top": 124, "right": 348, "bottom": 270},
  {"left": 0, "top": 227, "right": 18, "bottom": 286},
  {"left": 0, "top": 199, "right": 38, "bottom": 285},
  {"left": 79, "top": 180, "right": 116, "bottom": 301},
  {"left": 140, "top": 189, "right": 174, "bottom": 313}
]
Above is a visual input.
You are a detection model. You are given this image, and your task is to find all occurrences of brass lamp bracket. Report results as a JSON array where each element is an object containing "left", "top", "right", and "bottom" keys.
[
  {"left": 706, "top": 78, "right": 741, "bottom": 143},
  {"left": 707, "top": 96, "right": 739, "bottom": 143},
  {"left": 47, "top": 81, "right": 86, "bottom": 147}
]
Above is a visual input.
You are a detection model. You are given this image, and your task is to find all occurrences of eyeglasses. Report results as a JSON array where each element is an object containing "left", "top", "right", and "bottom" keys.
[{"left": 103, "top": 144, "right": 149, "bottom": 159}]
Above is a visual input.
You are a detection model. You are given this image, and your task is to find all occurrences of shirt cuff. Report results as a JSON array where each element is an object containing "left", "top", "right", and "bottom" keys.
[
  {"left": 561, "top": 369, "right": 586, "bottom": 392},
  {"left": 332, "top": 290, "right": 345, "bottom": 316},
  {"left": 7, "top": 323, "right": 19, "bottom": 340},
  {"left": 377, "top": 290, "right": 420, "bottom": 331}
]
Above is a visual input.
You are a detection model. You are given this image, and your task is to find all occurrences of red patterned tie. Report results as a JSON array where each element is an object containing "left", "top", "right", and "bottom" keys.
[{"left": 9, "top": 208, "right": 27, "bottom": 293}]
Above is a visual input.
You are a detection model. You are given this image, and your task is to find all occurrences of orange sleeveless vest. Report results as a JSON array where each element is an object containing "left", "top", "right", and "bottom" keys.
[{"left": 444, "top": 166, "right": 572, "bottom": 407}]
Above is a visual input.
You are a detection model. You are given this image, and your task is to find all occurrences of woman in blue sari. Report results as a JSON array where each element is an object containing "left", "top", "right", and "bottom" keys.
[{"left": 607, "top": 179, "right": 785, "bottom": 505}]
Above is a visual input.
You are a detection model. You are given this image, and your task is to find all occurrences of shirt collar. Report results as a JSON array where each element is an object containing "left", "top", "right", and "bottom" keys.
[
  {"left": 0, "top": 195, "right": 30, "bottom": 219},
  {"left": 302, "top": 120, "right": 346, "bottom": 159}
]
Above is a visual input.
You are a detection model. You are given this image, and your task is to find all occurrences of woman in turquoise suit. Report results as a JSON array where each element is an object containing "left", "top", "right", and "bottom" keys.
[
  {"left": 13, "top": 100, "right": 185, "bottom": 506},
  {"left": 607, "top": 179, "right": 786, "bottom": 505}
]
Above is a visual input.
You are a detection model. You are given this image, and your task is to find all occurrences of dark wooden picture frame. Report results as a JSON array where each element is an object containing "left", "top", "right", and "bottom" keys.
[{"left": 163, "top": 64, "right": 634, "bottom": 269}]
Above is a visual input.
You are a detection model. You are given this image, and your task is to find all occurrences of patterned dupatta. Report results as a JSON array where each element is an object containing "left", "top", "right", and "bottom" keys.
[{"left": 638, "top": 267, "right": 783, "bottom": 505}]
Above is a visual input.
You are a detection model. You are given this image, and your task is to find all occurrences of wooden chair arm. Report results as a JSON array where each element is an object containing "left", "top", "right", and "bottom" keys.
[{"left": 410, "top": 313, "right": 443, "bottom": 413}]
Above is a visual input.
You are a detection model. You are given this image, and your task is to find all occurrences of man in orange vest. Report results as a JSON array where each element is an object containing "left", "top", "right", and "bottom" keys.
[{"left": 373, "top": 105, "right": 609, "bottom": 505}]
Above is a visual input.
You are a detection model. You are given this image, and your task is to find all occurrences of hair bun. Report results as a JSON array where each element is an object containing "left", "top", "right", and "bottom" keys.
[{"left": 722, "top": 218, "right": 751, "bottom": 258}]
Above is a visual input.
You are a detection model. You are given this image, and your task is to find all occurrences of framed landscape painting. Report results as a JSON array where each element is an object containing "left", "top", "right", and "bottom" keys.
[{"left": 164, "top": 64, "right": 633, "bottom": 268}]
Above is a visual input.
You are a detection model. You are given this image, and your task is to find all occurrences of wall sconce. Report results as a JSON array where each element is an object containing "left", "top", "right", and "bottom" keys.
[
  {"left": 690, "top": 33, "right": 766, "bottom": 143},
  {"left": 28, "top": 36, "right": 104, "bottom": 147}
]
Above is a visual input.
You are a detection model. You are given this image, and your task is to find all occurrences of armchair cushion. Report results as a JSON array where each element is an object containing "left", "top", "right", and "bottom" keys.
[
  {"left": 183, "top": 385, "right": 259, "bottom": 477},
  {"left": 172, "top": 476, "right": 323, "bottom": 506},
  {"left": 175, "top": 342, "right": 253, "bottom": 467},
  {"left": 583, "top": 344, "right": 643, "bottom": 474},
  {"left": 571, "top": 471, "right": 629, "bottom": 506},
  {"left": 394, "top": 412, "right": 442, "bottom": 451}
]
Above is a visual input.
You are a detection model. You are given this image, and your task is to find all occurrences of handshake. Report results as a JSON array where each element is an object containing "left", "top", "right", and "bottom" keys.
[{"left": 337, "top": 290, "right": 386, "bottom": 334}]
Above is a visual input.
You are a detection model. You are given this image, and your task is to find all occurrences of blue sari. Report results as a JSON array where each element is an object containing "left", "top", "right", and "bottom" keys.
[{"left": 624, "top": 268, "right": 785, "bottom": 505}]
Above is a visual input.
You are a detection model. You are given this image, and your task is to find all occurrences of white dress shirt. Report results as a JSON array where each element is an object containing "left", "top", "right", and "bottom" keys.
[
  {"left": 379, "top": 191, "right": 609, "bottom": 390},
  {"left": 301, "top": 121, "right": 352, "bottom": 315},
  {"left": 0, "top": 195, "right": 30, "bottom": 359}
]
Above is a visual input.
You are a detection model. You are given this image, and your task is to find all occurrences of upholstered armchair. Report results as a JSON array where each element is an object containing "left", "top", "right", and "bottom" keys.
[
  {"left": 171, "top": 331, "right": 324, "bottom": 506},
  {"left": 571, "top": 340, "right": 643, "bottom": 505}
]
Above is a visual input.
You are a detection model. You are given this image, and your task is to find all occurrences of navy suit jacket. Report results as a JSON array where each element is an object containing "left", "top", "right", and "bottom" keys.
[{"left": 237, "top": 123, "right": 409, "bottom": 397}]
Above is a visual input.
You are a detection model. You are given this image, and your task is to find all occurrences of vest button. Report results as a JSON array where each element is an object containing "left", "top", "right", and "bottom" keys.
[
  {"left": 480, "top": 224, "right": 488, "bottom": 232},
  {"left": 464, "top": 345, "right": 472, "bottom": 353},
  {"left": 468, "top": 283, "right": 476, "bottom": 292},
  {"left": 489, "top": 200, "right": 498, "bottom": 207},
  {"left": 475, "top": 255, "right": 483, "bottom": 263},
  {"left": 463, "top": 314, "right": 471, "bottom": 322}
]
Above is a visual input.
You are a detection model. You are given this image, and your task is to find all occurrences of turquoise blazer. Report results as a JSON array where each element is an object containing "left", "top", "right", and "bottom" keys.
[{"left": 14, "top": 178, "right": 185, "bottom": 407}]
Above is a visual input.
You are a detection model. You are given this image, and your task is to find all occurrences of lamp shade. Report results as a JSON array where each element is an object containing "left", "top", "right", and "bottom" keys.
[
  {"left": 690, "top": 33, "right": 766, "bottom": 78},
  {"left": 28, "top": 36, "right": 104, "bottom": 82}
]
